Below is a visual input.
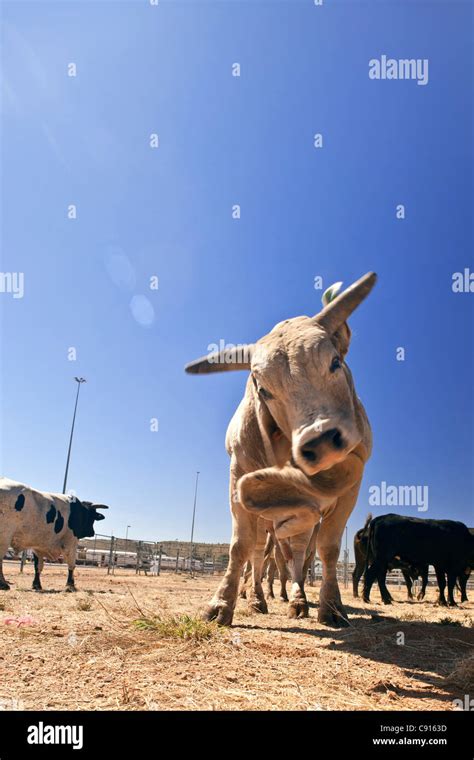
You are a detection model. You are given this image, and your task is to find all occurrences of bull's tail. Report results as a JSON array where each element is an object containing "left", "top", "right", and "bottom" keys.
[
  {"left": 363, "top": 517, "right": 374, "bottom": 578},
  {"left": 363, "top": 512, "right": 373, "bottom": 531}
]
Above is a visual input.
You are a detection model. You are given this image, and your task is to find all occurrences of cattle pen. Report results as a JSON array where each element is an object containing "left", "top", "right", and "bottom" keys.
[
  {"left": 1, "top": 562, "right": 473, "bottom": 712},
  {"left": 8, "top": 531, "right": 474, "bottom": 595}
]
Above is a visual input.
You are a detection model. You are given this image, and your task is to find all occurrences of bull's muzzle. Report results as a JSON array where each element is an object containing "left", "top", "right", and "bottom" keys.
[{"left": 300, "top": 428, "right": 345, "bottom": 463}]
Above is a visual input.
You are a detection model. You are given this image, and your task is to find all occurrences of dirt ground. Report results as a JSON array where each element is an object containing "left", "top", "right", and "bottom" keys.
[{"left": 1, "top": 562, "right": 473, "bottom": 711}]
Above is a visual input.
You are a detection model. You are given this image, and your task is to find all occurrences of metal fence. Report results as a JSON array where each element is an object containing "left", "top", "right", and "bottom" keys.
[
  {"left": 9, "top": 538, "right": 474, "bottom": 592},
  {"left": 75, "top": 534, "right": 228, "bottom": 575}
]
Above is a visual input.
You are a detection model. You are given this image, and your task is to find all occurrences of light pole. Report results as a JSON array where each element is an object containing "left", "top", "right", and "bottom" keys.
[
  {"left": 126, "top": 525, "right": 131, "bottom": 542},
  {"left": 189, "top": 471, "right": 200, "bottom": 576},
  {"left": 343, "top": 526, "right": 349, "bottom": 589},
  {"left": 62, "top": 377, "right": 86, "bottom": 494}
]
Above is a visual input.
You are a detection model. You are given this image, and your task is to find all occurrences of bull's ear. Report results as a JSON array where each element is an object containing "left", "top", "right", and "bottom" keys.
[
  {"left": 238, "top": 467, "right": 319, "bottom": 517},
  {"left": 185, "top": 345, "right": 254, "bottom": 374},
  {"left": 94, "top": 512, "right": 106, "bottom": 521},
  {"left": 322, "top": 282, "right": 352, "bottom": 358},
  {"left": 332, "top": 322, "right": 352, "bottom": 358},
  {"left": 315, "top": 272, "right": 377, "bottom": 335}
]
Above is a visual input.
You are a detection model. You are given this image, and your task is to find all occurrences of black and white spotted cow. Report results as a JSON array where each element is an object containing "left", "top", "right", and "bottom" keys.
[{"left": 0, "top": 477, "right": 109, "bottom": 592}]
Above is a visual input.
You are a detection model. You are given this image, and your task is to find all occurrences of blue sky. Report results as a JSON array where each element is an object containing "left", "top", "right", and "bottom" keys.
[{"left": 1, "top": 0, "right": 472, "bottom": 553}]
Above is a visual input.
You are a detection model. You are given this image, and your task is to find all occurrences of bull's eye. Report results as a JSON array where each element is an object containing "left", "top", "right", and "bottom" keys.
[
  {"left": 330, "top": 356, "right": 342, "bottom": 373},
  {"left": 258, "top": 387, "right": 273, "bottom": 401}
]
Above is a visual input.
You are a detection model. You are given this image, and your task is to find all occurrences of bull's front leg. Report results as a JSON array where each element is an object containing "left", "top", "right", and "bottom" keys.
[
  {"left": 274, "top": 541, "right": 289, "bottom": 601},
  {"left": 317, "top": 483, "right": 361, "bottom": 627},
  {"left": 203, "top": 481, "right": 258, "bottom": 626},
  {"left": 266, "top": 557, "right": 276, "bottom": 599},
  {"left": 0, "top": 559, "right": 10, "bottom": 590},
  {"left": 279, "top": 529, "right": 314, "bottom": 619},
  {"left": 64, "top": 546, "right": 77, "bottom": 592},
  {"left": 417, "top": 566, "right": 429, "bottom": 601},
  {"left": 32, "top": 554, "right": 44, "bottom": 591},
  {"left": 0, "top": 535, "right": 12, "bottom": 590},
  {"left": 247, "top": 518, "right": 269, "bottom": 614},
  {"left": 239, "top": 561, "right": 252, "bottom": 599}
]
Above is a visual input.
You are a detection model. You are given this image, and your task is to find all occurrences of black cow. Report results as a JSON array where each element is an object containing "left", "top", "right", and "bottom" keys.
[
  {"left": 457, "top": 528, "right": 474, "bottom": 602},
  {"left": 352, "top": 514, "right": 429, "bottom": 601},
  {"left": 363, "top": 514, "right": 474, "bottom": 606}
]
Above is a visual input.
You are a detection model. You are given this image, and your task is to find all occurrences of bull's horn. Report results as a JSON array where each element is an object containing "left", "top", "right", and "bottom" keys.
[
  {"left": 314, "top": 272, "right": 377, "bottom": 334},
  {"left": 91, "top": 504, "right": 109, "bottom": 510},
  {"left": 185, "top": 345, "right": 253, "bottom": 374}
]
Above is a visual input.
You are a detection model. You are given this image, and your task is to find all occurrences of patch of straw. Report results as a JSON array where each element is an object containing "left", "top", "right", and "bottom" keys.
[
  {"left": 445, "top": 656, "right": 474, "bottom": 692},
  {"left": 132, "top": 613, "right": 221, "bottom": 642}
]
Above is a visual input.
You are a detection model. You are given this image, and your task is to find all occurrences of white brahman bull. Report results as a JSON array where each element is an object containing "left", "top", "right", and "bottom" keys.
[{"left": 185, "top": 272, "right": 376, "bottom": 627}]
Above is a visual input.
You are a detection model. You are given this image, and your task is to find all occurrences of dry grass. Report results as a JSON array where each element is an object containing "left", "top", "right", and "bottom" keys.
[
  {"left": 0, "top": 561, "right": 473, "bottom": 711},
  {"left": 76, "top": 597, "right": 93, "bottom": 612},
  {"left": 445, "top": 656, "right": 474, "bottom": 692},
  {"left": 132, "top": 614, "right": 221, "bottom": 641}
]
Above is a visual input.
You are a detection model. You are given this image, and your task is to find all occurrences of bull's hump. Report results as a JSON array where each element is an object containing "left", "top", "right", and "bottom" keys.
[
  {"left": 0, "top": 477, "right": 24, "bottom": 489},
  {"left": 269, "top": 315, "right": 311, "bottom": 333}
]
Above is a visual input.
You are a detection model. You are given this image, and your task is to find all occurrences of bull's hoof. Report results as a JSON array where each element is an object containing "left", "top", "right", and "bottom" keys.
[
  {"left": 288, "top": 599, "right": 309, "bottom": 619},
  {"left": 382, "top": 597, "right": 393, "bottom": 605},
  {"left": 448, "top": 601, "right": 458, "bottom": 607},
  {"left": 0, "top": 581, "right": 10, "bottom": 591},
  {"left": 32, "top": 584, "right": 42, "bottom": 592},
  {"left": 279, "top": 593, "right": 289, "bottom": 603},
  {"left": 417, "top": 592, "right": 425, "bottom": 601},
  {"left": 318, "top": 604, "right": 349, "bottom": 628},
  {"left": 65, "top": 585, "right": 77, "bottom": 593},
  {"left": 437, "top": 598, "right": 448, "bottom": 607},
  {"left": 362, "top": 594, "right": 370, "bottom": 604},
  {"left": 239, "top": 590, "right": 247, "bottom": 599},
  {"left": 202, "top": 603, "right": 234, "bottom": 626},
  {"left": 353, "top": 592, "right": 359, "bottom": 599},
  {"left": 249, "top": 597, "right": 268, "bottom": 614},
  {"left": 266, "top": 590, "right": 275, "bottom": 600}
]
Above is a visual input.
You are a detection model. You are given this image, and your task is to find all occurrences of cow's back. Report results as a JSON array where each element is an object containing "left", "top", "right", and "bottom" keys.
[
  {"left": 0, "top": 478, "right": 73, "bottom": 557},
  {"left": 371, "top": 514, "right": 473, "bottom": 568}
]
